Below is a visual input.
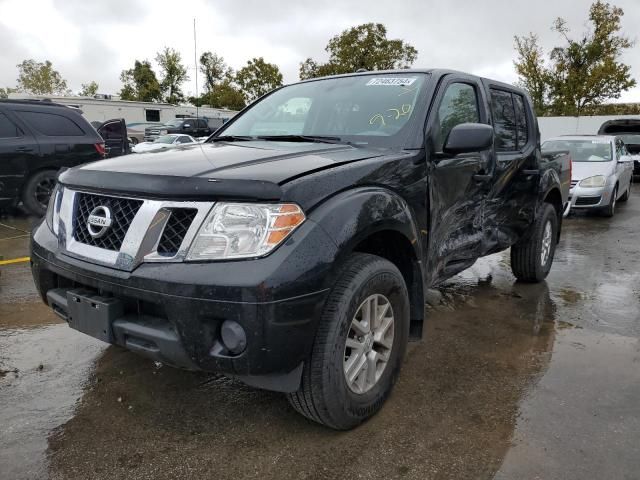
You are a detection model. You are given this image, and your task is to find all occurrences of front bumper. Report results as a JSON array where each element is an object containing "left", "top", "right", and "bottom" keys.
[
  {"left": 31, "top": 216, "right": 338, "bottom": 391},
  {"left": 567, "top": 184, "right": 613, "bottom": 210}
]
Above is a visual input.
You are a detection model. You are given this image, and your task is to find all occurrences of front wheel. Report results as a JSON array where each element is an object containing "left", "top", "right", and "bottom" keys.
[
  {"left": 602, "top": 186, "right": 617, "bottom": 217},
  {"left": 510, "top": 203, "right": 558, "bottom": 282},
  {"left": 287, "top": 253, "right": 409, "bottom": 430}
]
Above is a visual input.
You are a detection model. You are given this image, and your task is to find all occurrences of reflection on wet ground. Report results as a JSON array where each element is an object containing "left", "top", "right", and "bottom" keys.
[{"left": 1, "top": 186, "right": 639, "bottom": 479}]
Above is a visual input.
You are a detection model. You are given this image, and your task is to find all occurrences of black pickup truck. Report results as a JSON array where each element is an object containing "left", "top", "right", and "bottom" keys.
[{"left": 31, "top": 70, "right": 569, "bottom": 429}]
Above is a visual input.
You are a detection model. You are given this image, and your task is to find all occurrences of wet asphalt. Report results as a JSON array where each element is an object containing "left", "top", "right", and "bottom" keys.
[{"left": 1, "top": 188, "right": 639, "bottom": 480}]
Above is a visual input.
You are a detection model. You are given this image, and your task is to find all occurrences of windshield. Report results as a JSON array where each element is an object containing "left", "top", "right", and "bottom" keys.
[
  {"left": 217, "top": 73, "right": 428, "bottom": 146},
  {"left": 620, "top": 134, "right": 640, "bottom": 145},
  {"left": 542, "top": 139, "right": 613, "bottom": 162},
  {"left": 163, "top": 119, "right": 183, "bottom": 127},
  {"left": 154, "top": 135, "right": 176, "bottom": 144}
]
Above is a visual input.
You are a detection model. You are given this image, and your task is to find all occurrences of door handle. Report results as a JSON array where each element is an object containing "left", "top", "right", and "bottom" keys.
[
  {"left": 473, "top": 174, "right": 492, "bottom": 183},
  {"left": 522, "top": 169, "right": 540, "bottom": 175}
]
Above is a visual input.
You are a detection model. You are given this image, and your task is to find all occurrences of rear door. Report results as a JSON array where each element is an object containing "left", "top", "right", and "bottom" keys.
[
  {"left": 482, "top": 83, "right": 539, "bottom": 251},
  {"left": 426, "top": 74, "right": 492, "bottom": 279},
  {"left": 97, "top": 118, "right": 130, "bottom": 158},
  {"left": 0, "top": 108, "right": 39, "bottom": 205},
  {"left": 615, "top": 138, "right": 632, "bottom": 193}
]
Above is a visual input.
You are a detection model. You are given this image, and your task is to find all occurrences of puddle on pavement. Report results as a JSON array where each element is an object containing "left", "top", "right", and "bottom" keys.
[{"left": 42, "top": 255, "right": 559, "bottom": 480}]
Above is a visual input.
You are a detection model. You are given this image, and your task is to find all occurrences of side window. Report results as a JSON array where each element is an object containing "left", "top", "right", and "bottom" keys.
[
  {"left": 198, "top": 120, "right": 208, "bottom": 128},
  {"left": 513, "top": 94, "right": 529, "bottom": 148},
  {"left": 177, "top": 136, "right": 191, "bottom": 144},
  {"left": 434, "top": 83, "right": 480, "bottom": 151},
  {"left": 16, "top": 111, "right": 85, "bottom": 136},
  {"left": 145, "top": 109, "right": 160, "bottom": 122},
  {"left": 490, "top": 89, "right": 517, "bottom": 151},
  {"left": 0, "top": 113, "right": 22, "bottom": 138}
]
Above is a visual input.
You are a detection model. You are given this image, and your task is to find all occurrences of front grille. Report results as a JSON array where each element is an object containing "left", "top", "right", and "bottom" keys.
[
  {"left": 73, "top": 193, "right": 143, "bottom": 251},
  {"left": 575, "top": 196, "right": 601, "bottom": 206},
  {"left": 570, "top": 180, "right": 579, "bottom": 188},
  {"left": 156, "top": 208, "right": 198, "bottom": 256}
]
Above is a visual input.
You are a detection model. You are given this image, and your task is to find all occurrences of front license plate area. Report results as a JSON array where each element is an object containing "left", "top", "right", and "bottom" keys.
[{"left": 66, "top": 289, "right": 123, "bottom": 343}]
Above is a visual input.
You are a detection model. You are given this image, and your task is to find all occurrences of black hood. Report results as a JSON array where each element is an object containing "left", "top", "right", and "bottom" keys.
[{"left": 58, "top": 141, "right": 384, "bottom": 201}]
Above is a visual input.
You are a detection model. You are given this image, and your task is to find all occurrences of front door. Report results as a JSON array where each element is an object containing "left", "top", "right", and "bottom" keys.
[
  {"left": 97, "top": 119, "right": 130, "bottom": 158},
  {"left": 426, "top": 75, "right": 492, "bottom": 281}
]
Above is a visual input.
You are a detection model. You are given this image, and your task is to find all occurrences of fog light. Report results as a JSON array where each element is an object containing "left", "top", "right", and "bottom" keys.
[{"left": 220, "top": 320, "right": 247, "bottom": 354}]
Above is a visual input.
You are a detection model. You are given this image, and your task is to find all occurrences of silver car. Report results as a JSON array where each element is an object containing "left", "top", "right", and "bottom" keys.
[{"left": 543, "top": 135, "right": 633, "bottom": 217}]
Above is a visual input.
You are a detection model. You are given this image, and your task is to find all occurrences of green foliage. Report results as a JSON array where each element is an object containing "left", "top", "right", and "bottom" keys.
[
  {"left": 156, "top": 47, "right": 189, "bottom": 104},
  {"left": 16, "top": 59, "right": 69, "bottom": 95},
  {"left": 79, "top": 81, "right": 99, "bottom": 97},
  {"left": 0, "top": 87, "right": 17, "bottom": 99},
  {"left": 514, "top": 1, "right": 636, "bottom": 116},
  {"left": 299, "top": 23, "right": 418, "bottom": 80},
  {"left": 235, "top": 57, "right": 283, "bottom": 103},
  {"left": 207, "top": 78, "right": 246, "bottom": 110},
  {"left": 119, "top": 60, "right": 162, "bottom": 102},
  {"left": 200, "top": 52, "right": 229, "bottom": 93}
]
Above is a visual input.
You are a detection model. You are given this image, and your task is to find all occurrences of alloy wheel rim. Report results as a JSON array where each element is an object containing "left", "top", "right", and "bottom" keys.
[
  {"left": 540, "top": 220, "right": 552, "bottom": 266},
  {"left": 343, "top": 294, "right": 395, "bottom": 394},
  {"left": 35, "top": 178, "right": 56, "bottom": 209}
]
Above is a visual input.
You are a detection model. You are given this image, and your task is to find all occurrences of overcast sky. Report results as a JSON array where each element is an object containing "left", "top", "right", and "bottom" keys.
[{"left": 1, "top": 0, "right": 639, "bottom": 102}]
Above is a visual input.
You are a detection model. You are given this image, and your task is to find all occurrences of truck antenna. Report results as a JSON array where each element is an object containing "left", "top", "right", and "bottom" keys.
[{"left": 193, "top": 17, "right": 199, "bottom": 120}]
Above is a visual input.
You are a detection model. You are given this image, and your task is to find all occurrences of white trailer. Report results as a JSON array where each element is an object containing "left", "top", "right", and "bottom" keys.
[{"left": 7, "top": 93, "right": 237, "bottom": 143}]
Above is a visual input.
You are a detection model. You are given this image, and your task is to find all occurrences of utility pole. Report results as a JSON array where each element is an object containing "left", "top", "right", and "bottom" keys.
[{"left": 193, "top": 18, "right": 199, "bottom": 119}]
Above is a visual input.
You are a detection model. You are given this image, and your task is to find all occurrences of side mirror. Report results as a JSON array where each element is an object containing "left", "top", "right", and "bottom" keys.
[
  {"left": 443, "top": 123, "right": 494, "bottom": 155},
  {"left": 618, "top": 155, "right": 632, "bottom": 163},
  {"left": 183, "top": 123, "right": 191, "bottom": 129}
]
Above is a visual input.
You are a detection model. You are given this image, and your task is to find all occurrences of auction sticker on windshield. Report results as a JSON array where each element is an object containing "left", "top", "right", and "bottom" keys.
[{"left": 366, "top": 77, "right": 417, "bottom": 86}]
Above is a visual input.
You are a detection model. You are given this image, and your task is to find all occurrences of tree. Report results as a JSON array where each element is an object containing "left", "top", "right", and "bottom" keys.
[
  {"left": 208, "top": 78, "right": 246, "bottom": 110},
  {"left": 0, "top": 87, "right": 16, "bottom": 99},
  {"left": 513, "top": 34, "right": 549, "bottom": 116},
  {"left": 235, "top": 57, "right": 283, "bottom": 103},
  {"left": 119, "top": 60, "right": 162, "bottom": 102},
  {"left": 156, "top": 47, "right": 189, "bottom": 104},
  {"left": 16, "top": 59, "right": 69, "bottom": 95},
  {"left": 514, "top": 1, "right": 636, "bottom": 116},
  {"left": 299, "top": 23, "right": 418, "bottom": 80},
  {"left": 200, "top": 51, "right": 228, "bottom": 94},
  {"left": 79, "top": 81, "right": 99, "bottom": 97}
]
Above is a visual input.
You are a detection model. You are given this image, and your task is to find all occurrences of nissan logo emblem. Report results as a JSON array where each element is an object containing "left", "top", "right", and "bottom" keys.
[{"left": 87, "top": 205, "right": 113, "bottom": 238}]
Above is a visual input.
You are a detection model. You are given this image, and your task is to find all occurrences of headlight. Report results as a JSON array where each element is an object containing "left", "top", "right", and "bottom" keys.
[
  {"left": 45, "top": 184, "right": 62, "bottom": 235},
  {"left": 186, "top": 203, "right": 305, "bottom": 260},
  {"left": 160, "top": 129, "right": 168, "bottom": 135},
  {"left": 579, "top": 175, "right": 606, "bottom": 188}
]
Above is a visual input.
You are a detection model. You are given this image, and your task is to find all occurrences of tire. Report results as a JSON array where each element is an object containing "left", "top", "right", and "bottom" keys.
[
  {"left": 21, "top": 170, "right": 57, "bottom": 217},
  {"left": 602, "top": 186, "right": 617, "bottom": 217},
  {"left": 129, "top": 137, "right": 139, "bottom": 145},
  {"left": 287, "top": 253, "right": 409, "bottom": 430},
  {"left": 619, "top": 183, "right": 630, "bottom": 202},
  {"left": 510, "top": 203, "right": 558, "bottom": 283}
]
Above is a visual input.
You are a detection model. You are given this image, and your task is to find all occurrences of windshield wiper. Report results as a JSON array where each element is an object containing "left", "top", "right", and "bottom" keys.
[
  {"left": 209, "top": 135, "right": 256, "bottom": 142},
  {"left": 256, "top": 135, "right": 346, "bottom": 144}
]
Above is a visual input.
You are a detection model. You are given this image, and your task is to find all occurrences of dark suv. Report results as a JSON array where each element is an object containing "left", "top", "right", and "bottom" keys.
[
  {"left": 31, "top": 70, "right": 569, "bottom": 429},
  {"left": 0, "top": 100, "right": 127, "bottom": 215},
  {"left": 144, "top": 118, "right": 211, "bottom": 141}
]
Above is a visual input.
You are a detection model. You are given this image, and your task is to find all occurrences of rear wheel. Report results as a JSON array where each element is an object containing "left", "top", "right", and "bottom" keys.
[
  {"left": 510, "top": 203, "right": 558, "bottom": 282},
  {"left": 21, "top": 170, "right": 57, "bottom": 216},
  {"left": 602, "top": 186, "right": 617, "bottom": 217},
  {"left": 287, "top": 253, "right": 409, "bottom": 430}
]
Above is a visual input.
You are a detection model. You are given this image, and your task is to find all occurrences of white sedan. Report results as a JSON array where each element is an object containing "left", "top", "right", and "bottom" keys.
[{"left": 132, "top": 134, "right": 196, "bottom": 153}]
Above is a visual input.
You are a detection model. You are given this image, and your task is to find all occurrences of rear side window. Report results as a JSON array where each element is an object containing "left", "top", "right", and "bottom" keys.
[
  {"left": 0, "top": 113, "right": 22, "bottom": 138},
  {"left": 490, "top": 89, "right": 516, "bottom": 151},
  {"left": 513, "top": 94, "right": 529, "bottom": 147},
  {"left": 434, "top": 82, "right": 480, "bottom": 151},
  {"left": 146, "top": 109, "right": 160, "bottom": 122},
  {"left": 491, "top": 89, "right": 530, "bottom": 152},
  {"left": 16, "top": 111, "right": 85, "bottom": 136},
  {"left": 198, "top": 120, "right": 208, "bottom": 128}
]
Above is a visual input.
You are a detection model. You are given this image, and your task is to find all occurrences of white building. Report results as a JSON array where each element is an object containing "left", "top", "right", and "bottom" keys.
[{"left": 7, "top": 93, "right": 237, "bottom": 142}]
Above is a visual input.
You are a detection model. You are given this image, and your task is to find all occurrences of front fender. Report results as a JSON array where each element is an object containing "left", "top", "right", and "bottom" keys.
[{"left": 309, "top": 187, "right": 424, "bottom": 285}]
